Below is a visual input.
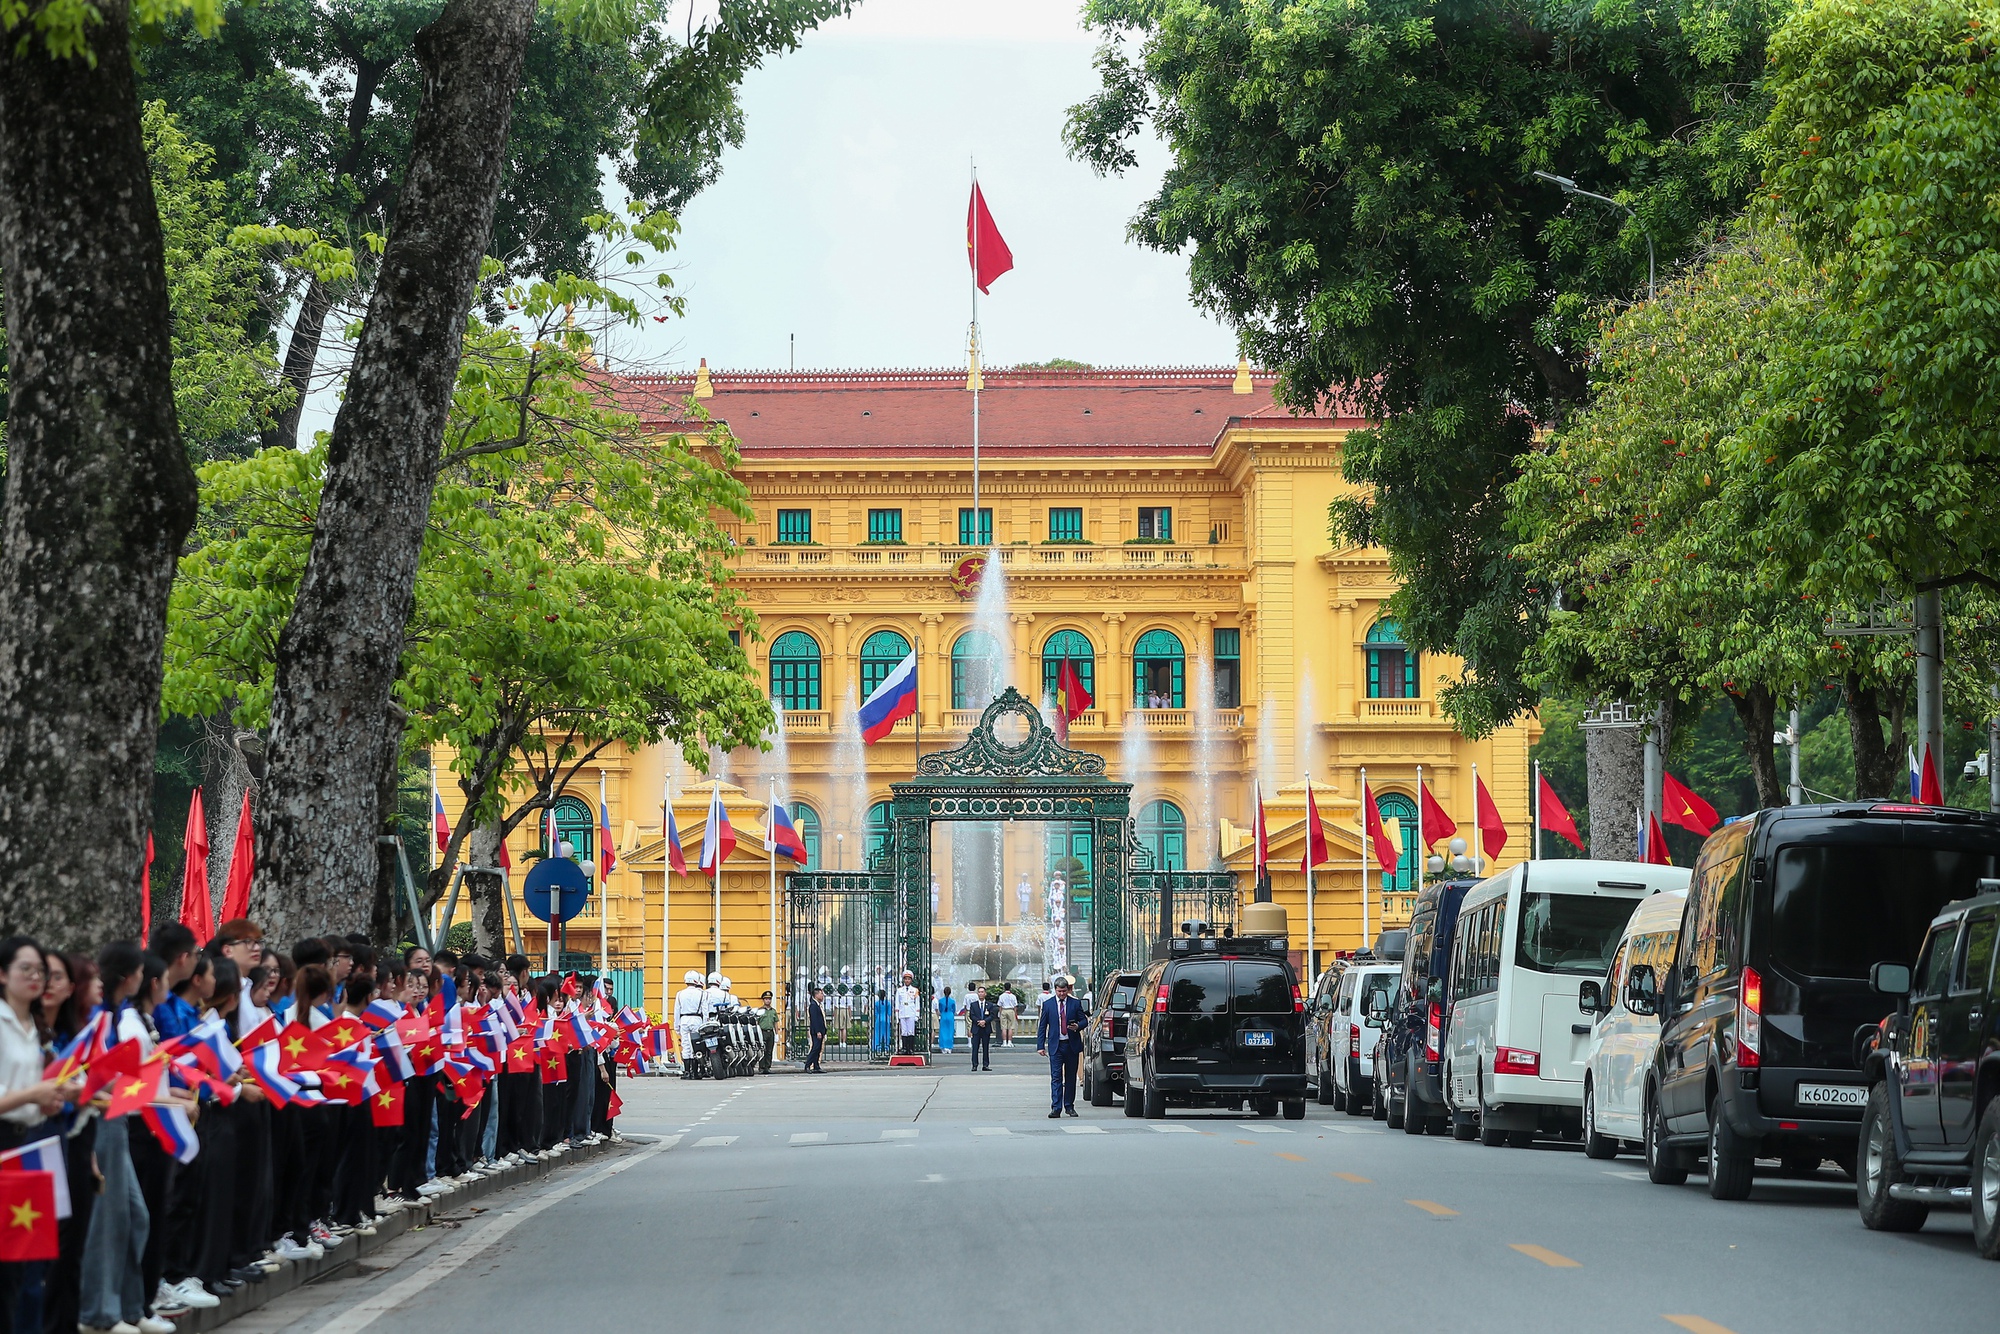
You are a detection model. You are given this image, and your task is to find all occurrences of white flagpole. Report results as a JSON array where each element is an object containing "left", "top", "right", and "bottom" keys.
[
  {"left": 712, "top": 781, "right": 722, "bottom": 981},
  {"left": 598, "top": 770, "right": 610, "bottom": 977},
  {"left": 969, "top": 160, "right": 981, "bottom": 547},
  {"left": 1534, "top": 760, "right": 1543, "bottom": 862},
  {"left": 768, "top": 777, "right": 778, "bottom": 1052},
  {"left": 1416, "top": 762, "right": 1425, "bottom": 886},
  {"left": 1360, "top": 766, "right": 1371, "bottom": 948},
  {"left": 1302, "top": 775, "right": 1315, "bottom": 977},
  {"left": 545, "top": 802, "right": 559, "bottom": 975},
  {"left": 662, "top": 777, "right": 672, "bottom": 1036},
  {"left": 1471, "top": 760, "right": 1483, "bottom": 875}
]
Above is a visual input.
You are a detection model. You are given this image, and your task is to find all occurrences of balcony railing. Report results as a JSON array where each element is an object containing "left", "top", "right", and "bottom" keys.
[
  {"left": 736, "top": 543, "right": 1242, "bottom": 571},
  {"left": 1358, "top": 699, "right": 1433, "bottom": 720},
  {"left": 782, "top": 709, "right": 830, "bottom": 733}
]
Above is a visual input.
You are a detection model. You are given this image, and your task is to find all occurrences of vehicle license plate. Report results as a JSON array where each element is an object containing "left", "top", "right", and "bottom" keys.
[
  {"left": 1796, "top": 1082, "right": 1866, "bottom": 1109},
  {"left": 1241, "top": 1031, "right": 1274, "bottom": 1048}
]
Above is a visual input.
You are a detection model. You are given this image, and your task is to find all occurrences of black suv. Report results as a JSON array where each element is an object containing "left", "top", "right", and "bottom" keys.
[
  {"left": 1376, "top": 879, "right": 1476, "bottom": 1131},
  {"left": 1632, "top": 802, "right": 2000, "bottom": 1200},
  {"left": 1123, "top": 929, "right": 1307, "bottom": 1120},
  {"left": 1856, "top": 885, "right": 2000, "bottom": 1258},
  {"left": 1083, "top": 971, "right": 1144, "bottom": 1107}
]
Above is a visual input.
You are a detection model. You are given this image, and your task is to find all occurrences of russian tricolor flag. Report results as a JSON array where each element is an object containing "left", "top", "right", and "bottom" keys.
[
  {"left": 140, "top": 1104, "right": 200, "bottom": 1164},
  {"left": 698, "top": 785, "right": 735, "bottom": 874},
  {"left": 433, "top": 789, "right": 451, "bottom": 853},
  {"left": 857, "top": 649, "right": 918, "bottom": 743},
  {"left": 599, "top": 797, "right": 617, "bottom": 878},
  {"left": 664, "top": 799, "right": 687, "bottom": 876},
  {"left": 767, "top": 799, "right": 808, "bottom": 863}
]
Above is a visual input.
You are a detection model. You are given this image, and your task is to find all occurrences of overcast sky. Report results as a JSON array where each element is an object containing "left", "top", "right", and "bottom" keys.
[{"left": 593, "top": 0, "right": 1236, "bottom": 376}]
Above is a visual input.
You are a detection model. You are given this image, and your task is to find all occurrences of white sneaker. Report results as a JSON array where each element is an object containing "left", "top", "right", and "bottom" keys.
[
  {"left": 171, "top": 1279, "right": 220, "bottom": 1310},
  {"left": 273, "top": 1236, "right": 315, "bottom": 1262},
  {"left": 137, "top": 1317, "right": 176, "bottom": 1334},
  {"left": 415, "top": 1179, "right": 449, "bottom": 1196}
]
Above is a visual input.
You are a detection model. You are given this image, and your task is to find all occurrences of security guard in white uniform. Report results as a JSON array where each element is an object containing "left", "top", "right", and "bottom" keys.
[{"left": 673, "top": 970, "right": 707, "bottom": 1077}]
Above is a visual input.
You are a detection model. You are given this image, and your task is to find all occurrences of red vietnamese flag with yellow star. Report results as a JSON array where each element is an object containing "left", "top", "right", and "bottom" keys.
[
  {"left": 370, "top": 1081, "right": 405, "bottom": 1127},
  {"left": 0, "top": 1171, "right": 58, "bottom": 1260},
  {"left": 967, "top": 181, "right": 1013, "bottom": 294}
]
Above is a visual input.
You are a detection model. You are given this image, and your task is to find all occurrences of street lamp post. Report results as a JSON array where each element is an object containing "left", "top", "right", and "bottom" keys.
[
  {"left": 1532, "top": 171, "right": 1655, "bottom": 300},
  {"left": 835, "top": 831, "right": 845, "bottom": 872}
]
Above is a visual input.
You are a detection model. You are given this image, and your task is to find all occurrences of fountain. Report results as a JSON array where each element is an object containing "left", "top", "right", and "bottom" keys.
[
  {"left": 1119, "top": 699, "right": 1154, "bottom": 821},
  {"left": 1257, "top": 690, "right": 1278, "bottom": 794},
  {"left": 831, "top": 685, "right": 870, "bottom": 869},
  {"left": 765, "top": 706, "right": 791, "bottom": 805},
  {"left": 1296, "top": 655, "right": 1318, "bottom": 782},
  {"left": 1193, "top": 650, "right": 1221, "bottom": 868},
  {"left": 967, "top": 545, "right": 1012, "bottom": 705}
]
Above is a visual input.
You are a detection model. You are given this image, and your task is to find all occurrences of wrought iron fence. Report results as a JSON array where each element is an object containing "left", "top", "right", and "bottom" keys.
[
  {"left": 1124, "top": 871, "right": 1238, "bottom": 972},
  {"left": 787, "top": 873, "right": 899, "bottom": 1063}
]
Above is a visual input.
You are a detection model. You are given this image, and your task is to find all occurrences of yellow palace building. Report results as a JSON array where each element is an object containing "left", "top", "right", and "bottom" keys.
[{"left": 439, "top": 363, "right": 1537, "bottom": 1018}]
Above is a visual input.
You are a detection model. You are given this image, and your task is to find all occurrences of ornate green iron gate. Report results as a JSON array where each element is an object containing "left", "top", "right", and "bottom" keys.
[
  {"left": 1125, "top": 870, "right": 1238, "bottom": 972},
  {"left": 785, "top": 870, "right": 897, "bottom": 1063}
]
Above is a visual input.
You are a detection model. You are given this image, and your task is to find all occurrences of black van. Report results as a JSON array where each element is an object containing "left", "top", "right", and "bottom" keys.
[
  {"left": 1376, "top": 878, "right": 1476, "bottom": 1131},
  {"left": 1122, "top": 928, "right": 1307, "bottom": 1120},
  {"left": 1631, "top": 802, "right": 2000, "bottom": 1200}
]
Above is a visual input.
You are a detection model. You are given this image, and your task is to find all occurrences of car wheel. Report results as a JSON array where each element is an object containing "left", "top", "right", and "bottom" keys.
[
  {"left": 1582, "top": 1081, "right": 1617, "bottom": 1160},
  {"left": 1282, "top": 1099, "right": 1306, "bottom": 1121},
  {"left": 1318, "top": 1062, "right": 1337, "bottom": 1107},
  {"left": 1347, "top": 1067, "right": 1370, "bottom": 1118},
  {"left": 1644, "top": 1085, "right": 1688, "bottom": 1185},
  {"left": 1857, "top": 1082, "right": 1927, "bottom": 1232},
  {"left": 1123, "top": 1074, "right": 1145, "bottom": 1118},
  {"left": 1386, "top": 1088, "right": 1406, "bottom": 1130},
  {"left": 1371, "top": 1079, "right": 1388, "bottom": 1122},
  {"left": 1451, "top": 1110, "right": 1478, "bottom": 1141},
  {"left": 1254, "top": 1097, "right": 1279, "bottom": 1118},
  {"left": 1477, "top": 1080, "right": 1506, "bottom": 1148},
  {"left": 1090, "top": 1065, "right": 1114, "bottom": 1108},
  {"left": 1707, "top": 1092, "right": 1756, "bottom": 1201},
  {"left": 1144, "top": 1073, "right": 1167, "bottom": 1120},
  {"left": 1972, "top": 1096, "right": 2000, "bottom": 1260}
]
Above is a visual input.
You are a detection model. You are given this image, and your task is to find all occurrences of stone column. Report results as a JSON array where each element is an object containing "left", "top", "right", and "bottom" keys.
[
  {"left": 1333, "top": 597, "right": 1357, "bottom": 721},
  {"left": 826, "top": 612, "right": 852, "bottom": 717},
  {"left": 1010, "top": 611, "right": 1037, "bottom": 703},
  {"left": 1190, "top": 610, "right": 1217, "bottom": 707},
  {"left": 917, "top": 611, "right": 945, "bottom": 728},
  {"left": 1100, "top": 612, "right": 1127, "bottom": 729}
]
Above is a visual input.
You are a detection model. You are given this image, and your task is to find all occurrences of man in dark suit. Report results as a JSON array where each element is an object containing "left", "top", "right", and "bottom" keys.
[
  {"left": 966, "top": 987, "right": 994, "bottom": 1071},
  {"left": 805, "top": 986, "right": 827, "bottom": 1072},
  {"left": 1035, "top": 976, "right": 1086, "bottom": 1117}
]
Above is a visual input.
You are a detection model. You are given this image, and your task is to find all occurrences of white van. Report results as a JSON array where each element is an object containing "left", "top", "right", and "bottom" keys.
[
  {"left": 1441, "top": 859, "right": 1690, "bottom": 1146},
  {"left": 1579, "top": 887, "right": 1688, "bottom": 1158}
]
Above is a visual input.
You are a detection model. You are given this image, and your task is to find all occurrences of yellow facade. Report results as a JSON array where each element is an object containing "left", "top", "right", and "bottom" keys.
[{"left": 437, "top": 366, "right": 1537, "bottom": 1018}]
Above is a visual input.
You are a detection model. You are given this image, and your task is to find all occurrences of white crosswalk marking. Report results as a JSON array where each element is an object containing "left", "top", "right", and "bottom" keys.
[
  {"left": 656, "top": 1135, "right": 683, "bottom": 1150},
  {"left": 1062, "top": 1125, "right": 1107, "bottom": 1134},
  {"left": 1235, "top": 1125, "right": 1293, "bottom": 1134},
  {"left": 1150, "top": 1125, "right": 1199, "bottom": 1134},
  {"left": 693, "top": 1136, "right": 737, "bottom": 1148},
  {"left": 789, "top": 1133, "right": 827, "bottom": 1145},
  {"left": 880, "top": 1128, "right": 918, "bottom": 1140},
  {"left": 971, "top": 1126, "right": 1010, "bottom": 1136}
]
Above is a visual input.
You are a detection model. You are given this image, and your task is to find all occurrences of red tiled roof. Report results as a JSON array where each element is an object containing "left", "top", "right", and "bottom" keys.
[{"left": 606, "top": 365, "right": 1365, "bottom": 457}]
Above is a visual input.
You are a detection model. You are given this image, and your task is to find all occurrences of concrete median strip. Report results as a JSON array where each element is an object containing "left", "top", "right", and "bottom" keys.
[{"left": 1509, "top": 1244, "right": 1580, "bottom": 1268}]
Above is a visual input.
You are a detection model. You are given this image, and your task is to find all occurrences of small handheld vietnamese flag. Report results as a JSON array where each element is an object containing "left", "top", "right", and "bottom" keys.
[
  {"left": 1300, "top": 779, "right": 1330, "bottom": 872},
  {"left": 698, "top": 784, "right": 735, "bottom": 874},
  {"left": 0, "top": 1139, "right": 71, "bottom": 1221},
  {"left": 0, "top": 1170, "right": 59, "bottom": 1260},
  {"left": 433, "top": 789, "right": 451, "bottom": 854},
  {"left": 370, "top": 1082, "right": 406, "bottom": 1128}
]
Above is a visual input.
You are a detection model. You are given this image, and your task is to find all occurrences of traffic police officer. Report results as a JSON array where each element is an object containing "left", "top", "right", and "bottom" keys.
[{"left": 674, "top": 970, "right": 707, "bottom": 1078}]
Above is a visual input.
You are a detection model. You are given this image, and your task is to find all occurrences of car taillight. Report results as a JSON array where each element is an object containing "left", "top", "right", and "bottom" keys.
[
  {"left": 1349, "top": 1025, "right": 1361, "bottom": 1057},
  {"left": 1737, "top": 965, "right": 1762, "bottom": 1070},
  {"left": 1294, "top": 984, "right": 1305, "bottom": 1014},
  {"left": 1154, "top": 988, "right": 1168, "bottom": 1014},
  {"left": 1425, "top": 1002, "right": 1442, "bottom": 1061},
  {"left": 1494, "top": 1046, "right": 1540, "bottom": 1076},
  {"left": 1103, "top": 1012, "right": 1115, "bottom": 1037}
]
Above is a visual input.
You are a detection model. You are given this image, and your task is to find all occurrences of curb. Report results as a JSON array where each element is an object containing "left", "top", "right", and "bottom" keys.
[{"left": 185, "top": 1138, "right": 628, "bottom": 1333}]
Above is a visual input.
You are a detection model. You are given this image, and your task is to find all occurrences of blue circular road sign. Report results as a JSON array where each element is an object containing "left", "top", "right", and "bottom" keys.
[{"left": 521, "top": 856, "right": 591, "bottom": 924}]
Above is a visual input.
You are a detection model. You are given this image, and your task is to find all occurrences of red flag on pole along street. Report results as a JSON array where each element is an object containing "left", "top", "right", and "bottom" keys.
[
  {"left": 1300, "top": 780, "right": 1330, "bottom": 873},
  {"left": 1919, "top": 744, "right": 1944, "bottom": 806},
  {"left": 1537, "top": 773, "right": 1586, "bottom": 852},
  {"left": 1475, "top": 775, "right": 1509, "bottom": 860},
  {"left": 179, "top": 789, "right": 212, "bottom": 945},
  {"left": 0, "top": 1171, "right": 59, "bottom": 1261},
  {"left": 1645, "top": 813, "right": 1674, "bottom": 866},
  {"left": 1418, "top": 782, "right": 1457, "bottom": 850},
  {"left": 966, "top": 181, "right": 1014, "bottom": 295},
  {"left": 1362, "top": 780, "right": 1398, "bottom": 875},
  {"left": 1661, "top": 772, "right": 1719, "bottom": 837},
  {"left": 221, "top": 789, "right": 254, "bottom": 922}
]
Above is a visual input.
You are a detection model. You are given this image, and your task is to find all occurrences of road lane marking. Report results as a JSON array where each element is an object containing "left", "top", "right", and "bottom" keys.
[
  {"left": 694, "top": 1136, "right": 737, "bottom": 1148},
  {"left": 1405, "top": 1200, "right": 1459, "bottom": 1217},
  {"left": 1663, "top": 1319, "right": 1740, "bottom": 1334},
  {"left": 1234, "top": 1139, "right": 1259, "bottom": 1145},
  {"left": 1333, "top": 1127, "right": 1381, "bottom": 1134},
  {"left": 1603, "top": 1170, "right": 1649, "bottom": 1181},
  {"left": 789, "top": 1133, "right": 827, "bottom": 1145},
  {"left": 306, "top": 1142, "right": 665, "bottom": 1334},
  {"left": 1150, "top": 1125, "right": 1199, "bottom": 1133},
  {"left": 1063, "top": 1125, "right": 1106, "bottom": 1134},
  {"left": 654, "top": 1135, "right": 683, "bottom": 1150},
  {"left": 1510, "top": 1244, "right": 1581, "bottom": 1268},
  {"left": 1334, "top": 1172, "right": 1372, "bottom": 1183},
  {"left": 1235, "top": 1125, "right": 1292, "bottom": 1134},
  {"left": 923, "top": 1174, "right": 944, "bottom": 1183},
  {"left": 880, "top": 1129, "right": 918, "bottom": 1140},
  {"left": 971, "top": 1127, "right": 1010, "bottom": 1136},
  {"left": 1276, "top": 1152, "right": 1307, "bottom": 1162}
]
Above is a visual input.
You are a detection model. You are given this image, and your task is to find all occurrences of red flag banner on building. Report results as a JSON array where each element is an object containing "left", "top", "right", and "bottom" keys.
[
  {"left": 1538, "top": 773, "right": 1586, "bottom": 852},
  {"left": 1054, "top": 657, "right": 1093, "bottom": 743},
  {"left": 1661, "top": 772, "right": 1719, "bottom": 837},
  {"left": 1300, "top": 779, "right": 1330, "bottom": 873},
  {"left": 1362, "top": 780, "right": 1398, "bottom": 875},
  {"left": 1475, "top": 775, "right": 1508, "bottom": 860},
  {"left": 966, "top": 181, "right": 1013, "bottom": 295},
  {"left": 1645, "top": 813, "right": 1674, "bottom": 866},
  {"left": 1418, "top": 781, "right": 1456, "bottom": 850}
]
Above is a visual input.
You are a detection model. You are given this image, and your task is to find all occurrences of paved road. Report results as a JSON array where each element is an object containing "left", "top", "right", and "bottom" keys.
[{"left": 269, "top": 1051, "right": 1994, "bottom": 1334}]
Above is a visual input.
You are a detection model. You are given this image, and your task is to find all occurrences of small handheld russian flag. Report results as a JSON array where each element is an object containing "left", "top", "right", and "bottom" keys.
[{"left": 140, "top": 1104, "right": 200, "bottom": 1164}]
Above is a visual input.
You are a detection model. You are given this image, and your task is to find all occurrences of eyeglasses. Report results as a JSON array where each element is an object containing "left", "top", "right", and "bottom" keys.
[{"left": 7, "top": 963, "right": 45, "bottom": 979}]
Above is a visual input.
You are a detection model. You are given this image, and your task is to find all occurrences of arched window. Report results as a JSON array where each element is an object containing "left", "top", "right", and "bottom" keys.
[
  {"left": 865, "top": 800, "right": 893, "bottom": 870},
  {"left": 769, "top": 631, "right": 822, "bottom": 710},
  {"left": 951, "top": 630, "right": 1003, "bottom": 709},
  {"left": 792, "top": 803, "right": 821, "bottom": 871},
  {"left": 858, "top": 630, "right": 913, "bottom": 701},
  {"left": 1137, "top": 799, "right": 1186, "bottom": 872},
  {"left": 543, "top": 794, "right": 594, "bottom": 863},
  {"left": 1376, "top": 792, "right": 1419, "bottom": 894},
  {"left": 1366, "top": 619, "right": 1418, "bottom": 700},
  {"left": 1130, "top": 628, "right": 1185, "bottom": 708},
  {"left": 1039, "top": 629, "right": 1095, "bottom": 706}
]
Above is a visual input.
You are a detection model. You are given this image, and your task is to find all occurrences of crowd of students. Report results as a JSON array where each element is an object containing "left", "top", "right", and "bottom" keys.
[{"left": 0, "top": 918, "right": 643, "bottom": 1334}]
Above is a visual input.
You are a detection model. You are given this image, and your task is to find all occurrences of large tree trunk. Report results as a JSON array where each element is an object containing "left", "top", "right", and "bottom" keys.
[
  {"left": 252, "top": 0, "right": 537, "bottom": 942},
  {"left": 1727, "top": 687, "right": 1786, "bottom": 811},
  {"left": 201, "top": 715, "right": 259, "bottom": 909},
  {"left": 465, "top": 821, "right": 508, "bottom": 960},
  {"left": 1848, "top": 675, "right": 1909, "bottom": 799},
  {"left": 268, "top": 276, "right": 335, "bottom": 451},
  {"left": 0, "top": 3, "right": 200, "bottom": 947},
  {"left": 1584, "top": 707, "right": 1645, "bottom": 861}
]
